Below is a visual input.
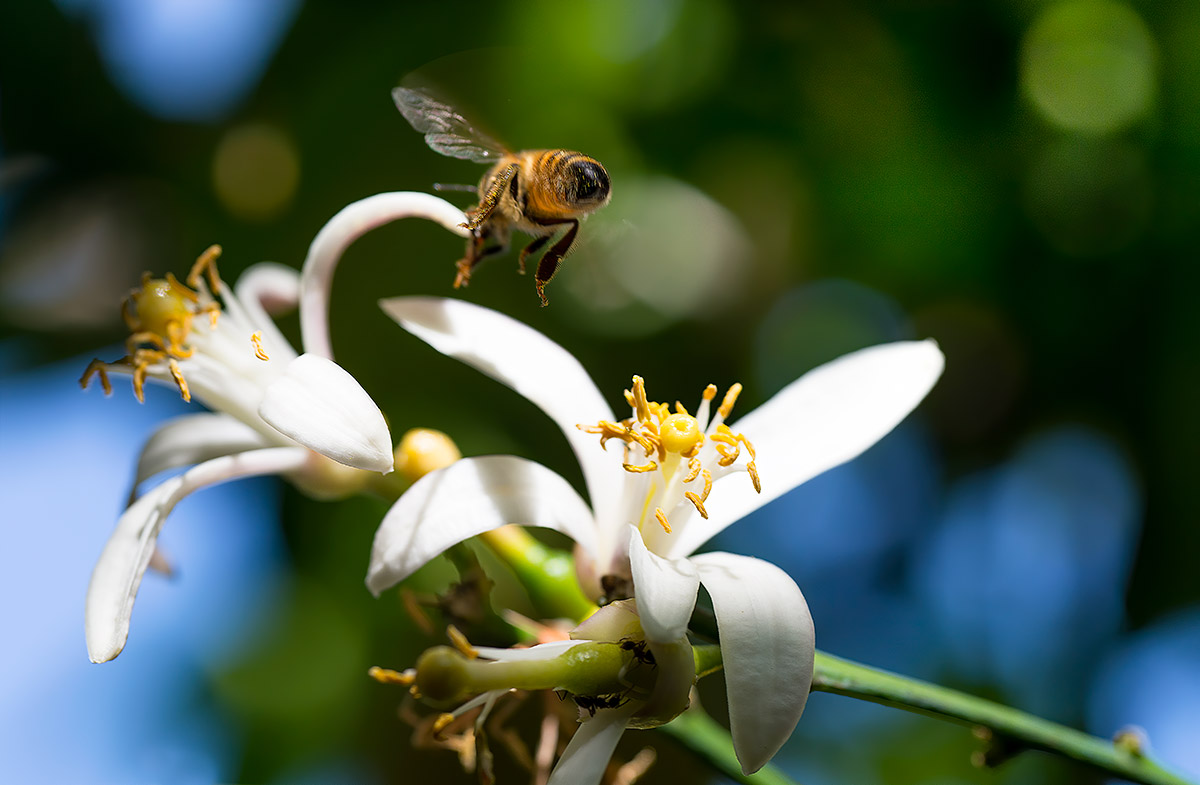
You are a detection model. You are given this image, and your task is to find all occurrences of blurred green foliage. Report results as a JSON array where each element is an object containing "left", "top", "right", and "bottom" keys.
[{"left": 3, "top": 0, "right": 1199, "bottom": 783}]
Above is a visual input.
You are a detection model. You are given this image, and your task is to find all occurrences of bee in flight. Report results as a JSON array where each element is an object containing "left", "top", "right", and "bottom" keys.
[{"left": 393, "top": 86, "right": 611, "bottom": 306}]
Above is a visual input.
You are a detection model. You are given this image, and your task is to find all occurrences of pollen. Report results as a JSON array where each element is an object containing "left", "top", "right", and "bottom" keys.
[{"left": 654, "top": 508, "right": 672, "bottom": 534}]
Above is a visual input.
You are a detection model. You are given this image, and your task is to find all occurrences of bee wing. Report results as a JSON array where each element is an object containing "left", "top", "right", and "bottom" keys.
[{"left": 392, "top": 87, "right": 508, "bottom": 164}]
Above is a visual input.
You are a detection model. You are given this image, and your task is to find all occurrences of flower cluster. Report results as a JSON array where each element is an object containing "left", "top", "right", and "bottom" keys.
[{"left": 83, "top": 184, "right": 943, "bottom": 783}]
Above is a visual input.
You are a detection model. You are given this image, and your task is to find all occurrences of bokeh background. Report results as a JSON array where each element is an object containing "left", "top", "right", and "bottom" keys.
[{"left": 2, "top": 1, "right": 1199, "bottom": 783}]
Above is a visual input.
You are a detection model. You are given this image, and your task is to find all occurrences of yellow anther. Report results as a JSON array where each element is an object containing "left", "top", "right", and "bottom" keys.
[
  {"left": 431, "top": 713, "right": 457, "bottom": 736},
  {"left": 737, "top": 432, "right": 757, "bottom": 460},
  {"left": 167, "top": 357, "right": 191, "bottom": 402},
  {"left": 717, "top": 383, "right": 743, "bottom": 420},
  {"left": 165, "top": 272, "right": 198, "bottom": 302},
  {"left": 623, "top": 461, "right": 658, "bottom": 473},
  {"left": 659, "top": 413, "right": 703, "bottom": 455},
  {"left": 447, "top": 625, "right": 478, "bottom": 659},
  {"left": 684, "top": 493, "right": 709, "bottom": 519},
  {"left": 674, "top": 401, "right": 689, "bottom": 416},
  {"left": 630, "top": 376, "right": 650, "bottom": 423},
  {"left": 684, "top": 456, "right": 702, "bottom": 483},
  {"left": 623, "top": 389, "right": 636, "bottom": 408},
  {"left": 368, "top": 666, "right": 416, "bottom": 686},
  {"left": 187, "top": 244, "right": 223, "bottom": 292},
  {"left": 80, "top": 360, "right": 113, "bottom": 396},
  {"left": 251, "top": 331, "right": 270, "bottom": 361},
  {"left": 702, "top": 384, "right": 717, "bottom": 401},
  {"left": 132, "top": 357, "right": 150, "bottom": 403},
  {"left": 748, "top": 461, "right": 761, "bottom": 494},
  {"left": 654, "top": 508, "right": 672, "bottom": 534}
]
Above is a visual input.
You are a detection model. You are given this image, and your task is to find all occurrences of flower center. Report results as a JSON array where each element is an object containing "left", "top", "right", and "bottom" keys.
[
  {"left": 80, "top": 245, "right": 253, "bottom": 403},
  {"left": 577, "top": 375, "right": 761, "bottom": 537}
]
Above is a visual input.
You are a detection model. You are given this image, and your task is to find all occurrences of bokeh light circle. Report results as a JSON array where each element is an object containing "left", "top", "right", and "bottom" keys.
[
  {"left": 212, "top": 123, "right": 300, "bottom": 221},
  {"left": 1021, "top": 0, "right": 1157, "bottom": 134}
]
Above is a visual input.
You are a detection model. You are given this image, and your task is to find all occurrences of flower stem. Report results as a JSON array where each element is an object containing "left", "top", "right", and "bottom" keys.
[
  {"left": 477, "top": 525, "right": 597, "bottom": 621},
  {"left": 809, "top": 651, "right": 1194, "bottom": 785}
]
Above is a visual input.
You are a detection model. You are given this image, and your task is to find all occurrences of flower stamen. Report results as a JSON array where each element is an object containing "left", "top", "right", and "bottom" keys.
[
  {"left": 368, "top": 666, "right": 417, "bottom": 686},
  {"left": 251, "top": 331, "right": 270, "bottom": 361},
  {"left": 187, "top": 243, "right": 223, "bottom": 292},
  {"left": 447, "top": 625, "right": 479, "bottom": 659},
  {"left": 654, "top": 508, "right": 672, "bottom": 534},
  {"left": 717, "top": 382, "right": 742, "bottom": 420},
  {"left": 684, "top": 468, "right": 713, "bottom": 520},
  {"left": 167, "top": 358, "right": 191, "bottom": 402},
  {"left": 623, "top": 461, "right": 658, "bottom": 473},
  {"left": 80, "top": 360, "right": 113, "bottom": 396}
]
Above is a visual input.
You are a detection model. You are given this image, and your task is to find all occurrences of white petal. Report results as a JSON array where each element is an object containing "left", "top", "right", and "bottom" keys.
[
  {"left": 86, "top": 447, "right": 310, "bottom": 663},
  {"left": 626, "top": 526, "right": 699, "bottom": 644},
  {"left": 230, "top": 262, "right": 302, "bottom": 363},
  {"left": 691, "top": 552, "right": 815, "bottom": 774},
  {"left": 473, "top": 640, "right": 586, "bottom": 661},
  {"left": 668, "top": 339, "right": 945, "bottom": 558},
  {"left": 299, "top": 192, "right": 470, "bottom": 360},
  {"left": 132, "top": 413, "right": 270, "bottom": 493},
  {"left": 258, "top": 353, "right": 393, "bottom": 473},
  {"left": 547, "top": 704, "right": 637, "bottom": 785},
  {"left": 379, "top": 296, "right": 623, "bottom": 534},
  {"left": 366, "top": 456, "right": 598, "bottom": 596}
]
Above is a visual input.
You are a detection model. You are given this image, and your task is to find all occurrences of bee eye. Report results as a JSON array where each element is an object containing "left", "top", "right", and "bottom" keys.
[{"left": 569, "top": 159, "right": 610, "bottom": 204}]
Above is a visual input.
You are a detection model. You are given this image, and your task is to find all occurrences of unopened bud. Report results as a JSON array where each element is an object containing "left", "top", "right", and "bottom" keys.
[{"left": 396, "top": 428, "right": 461, "bottom": 483}]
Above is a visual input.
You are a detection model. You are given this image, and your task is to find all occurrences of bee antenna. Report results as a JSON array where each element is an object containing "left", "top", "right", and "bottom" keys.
[{"left": 433, "top": 182, "right": 478, "bottom": 193}]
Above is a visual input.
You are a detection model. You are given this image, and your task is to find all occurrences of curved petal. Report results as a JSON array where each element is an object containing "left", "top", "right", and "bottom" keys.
[
  {"left": 379, "top": 296, "right": 622, "bottom": 524},
  {"left": 691, "top": 552, "right": 815, "bottom": 775},
  {"left": 473, "top": 640, "right": 586, "bottom": 661},
  {"left": 259, "top": 353, "right": 393, "bottom": 473},
  {"left": 132, "top": 413, "right": 271, "bottom": 494},
  {"left": 547, "top": 704, "right": 637, "bottom": 785},
  {"left": 668, "top": 339, "right": 944, "bottom": 558},
  {"left": 366, "top": 456, "right": 598, "bottom": 596},
  {"left": 627, "top": 526, "right": 699, "bottom": 644},
  {"left": 86, "top": 447, "right": 310, "bottom": 663},
  {"left": 300, "top": 192, "right": 470, "bottom": 360}
]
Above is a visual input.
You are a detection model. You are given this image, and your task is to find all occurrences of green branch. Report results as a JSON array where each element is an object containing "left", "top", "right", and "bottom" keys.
[{"left": 810, "top": 651, "right": 1192, "bottom": 785}]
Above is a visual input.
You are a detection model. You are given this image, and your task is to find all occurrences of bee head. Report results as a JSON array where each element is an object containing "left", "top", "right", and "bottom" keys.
[{"left": 567, "top": 157, "right": 611, "bottom": 207}]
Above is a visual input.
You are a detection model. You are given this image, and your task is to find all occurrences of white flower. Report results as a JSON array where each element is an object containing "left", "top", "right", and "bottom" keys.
[
  {"left": 82, "top": 193, "right": 469, "bottom": 663},
  {"left": 366, "top": 296, "right": 945, "bottom": 774}
]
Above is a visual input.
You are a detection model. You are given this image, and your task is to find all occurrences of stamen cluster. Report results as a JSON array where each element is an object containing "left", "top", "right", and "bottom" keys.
[
  {"left": 578, "top": 375, "right": 760, "bottom": 535},
  {"left": 81, "top": 245, "right": 230, "bottom": 403}
]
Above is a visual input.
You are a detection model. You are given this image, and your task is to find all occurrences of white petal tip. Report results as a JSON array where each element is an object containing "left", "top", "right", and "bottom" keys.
[{"left": 260, "top": 354, "right": 394, "bottom": 472}]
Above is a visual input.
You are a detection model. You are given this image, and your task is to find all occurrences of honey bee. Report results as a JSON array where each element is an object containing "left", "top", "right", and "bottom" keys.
[{"left": 393, "top": 87, "right": 612, "bottom": 306}]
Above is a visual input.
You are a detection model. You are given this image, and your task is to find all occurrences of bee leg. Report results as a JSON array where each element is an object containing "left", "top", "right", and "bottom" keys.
[
  {"left": 517, "top": 234, "right": 551, "bottom": 275},
  {"left": 454, "top": 234, "right": 508, "bottom": 289},
  {"left": 533, "top": 219, "right": 579, "bottom": 307},
  {"left": 463, "top": 164, "right": 518, "bottom": 232}
]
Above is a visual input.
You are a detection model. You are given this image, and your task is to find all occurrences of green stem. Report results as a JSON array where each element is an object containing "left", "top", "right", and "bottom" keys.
[
  {"left": 658, "top": 707, "right": 801, "bottom": 785},
  {"left": 810, "top": 651, "right": 1193, "bottom": 785},
  {"left": 478, "top": 526, "right": 597, "bottom": 621}
]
